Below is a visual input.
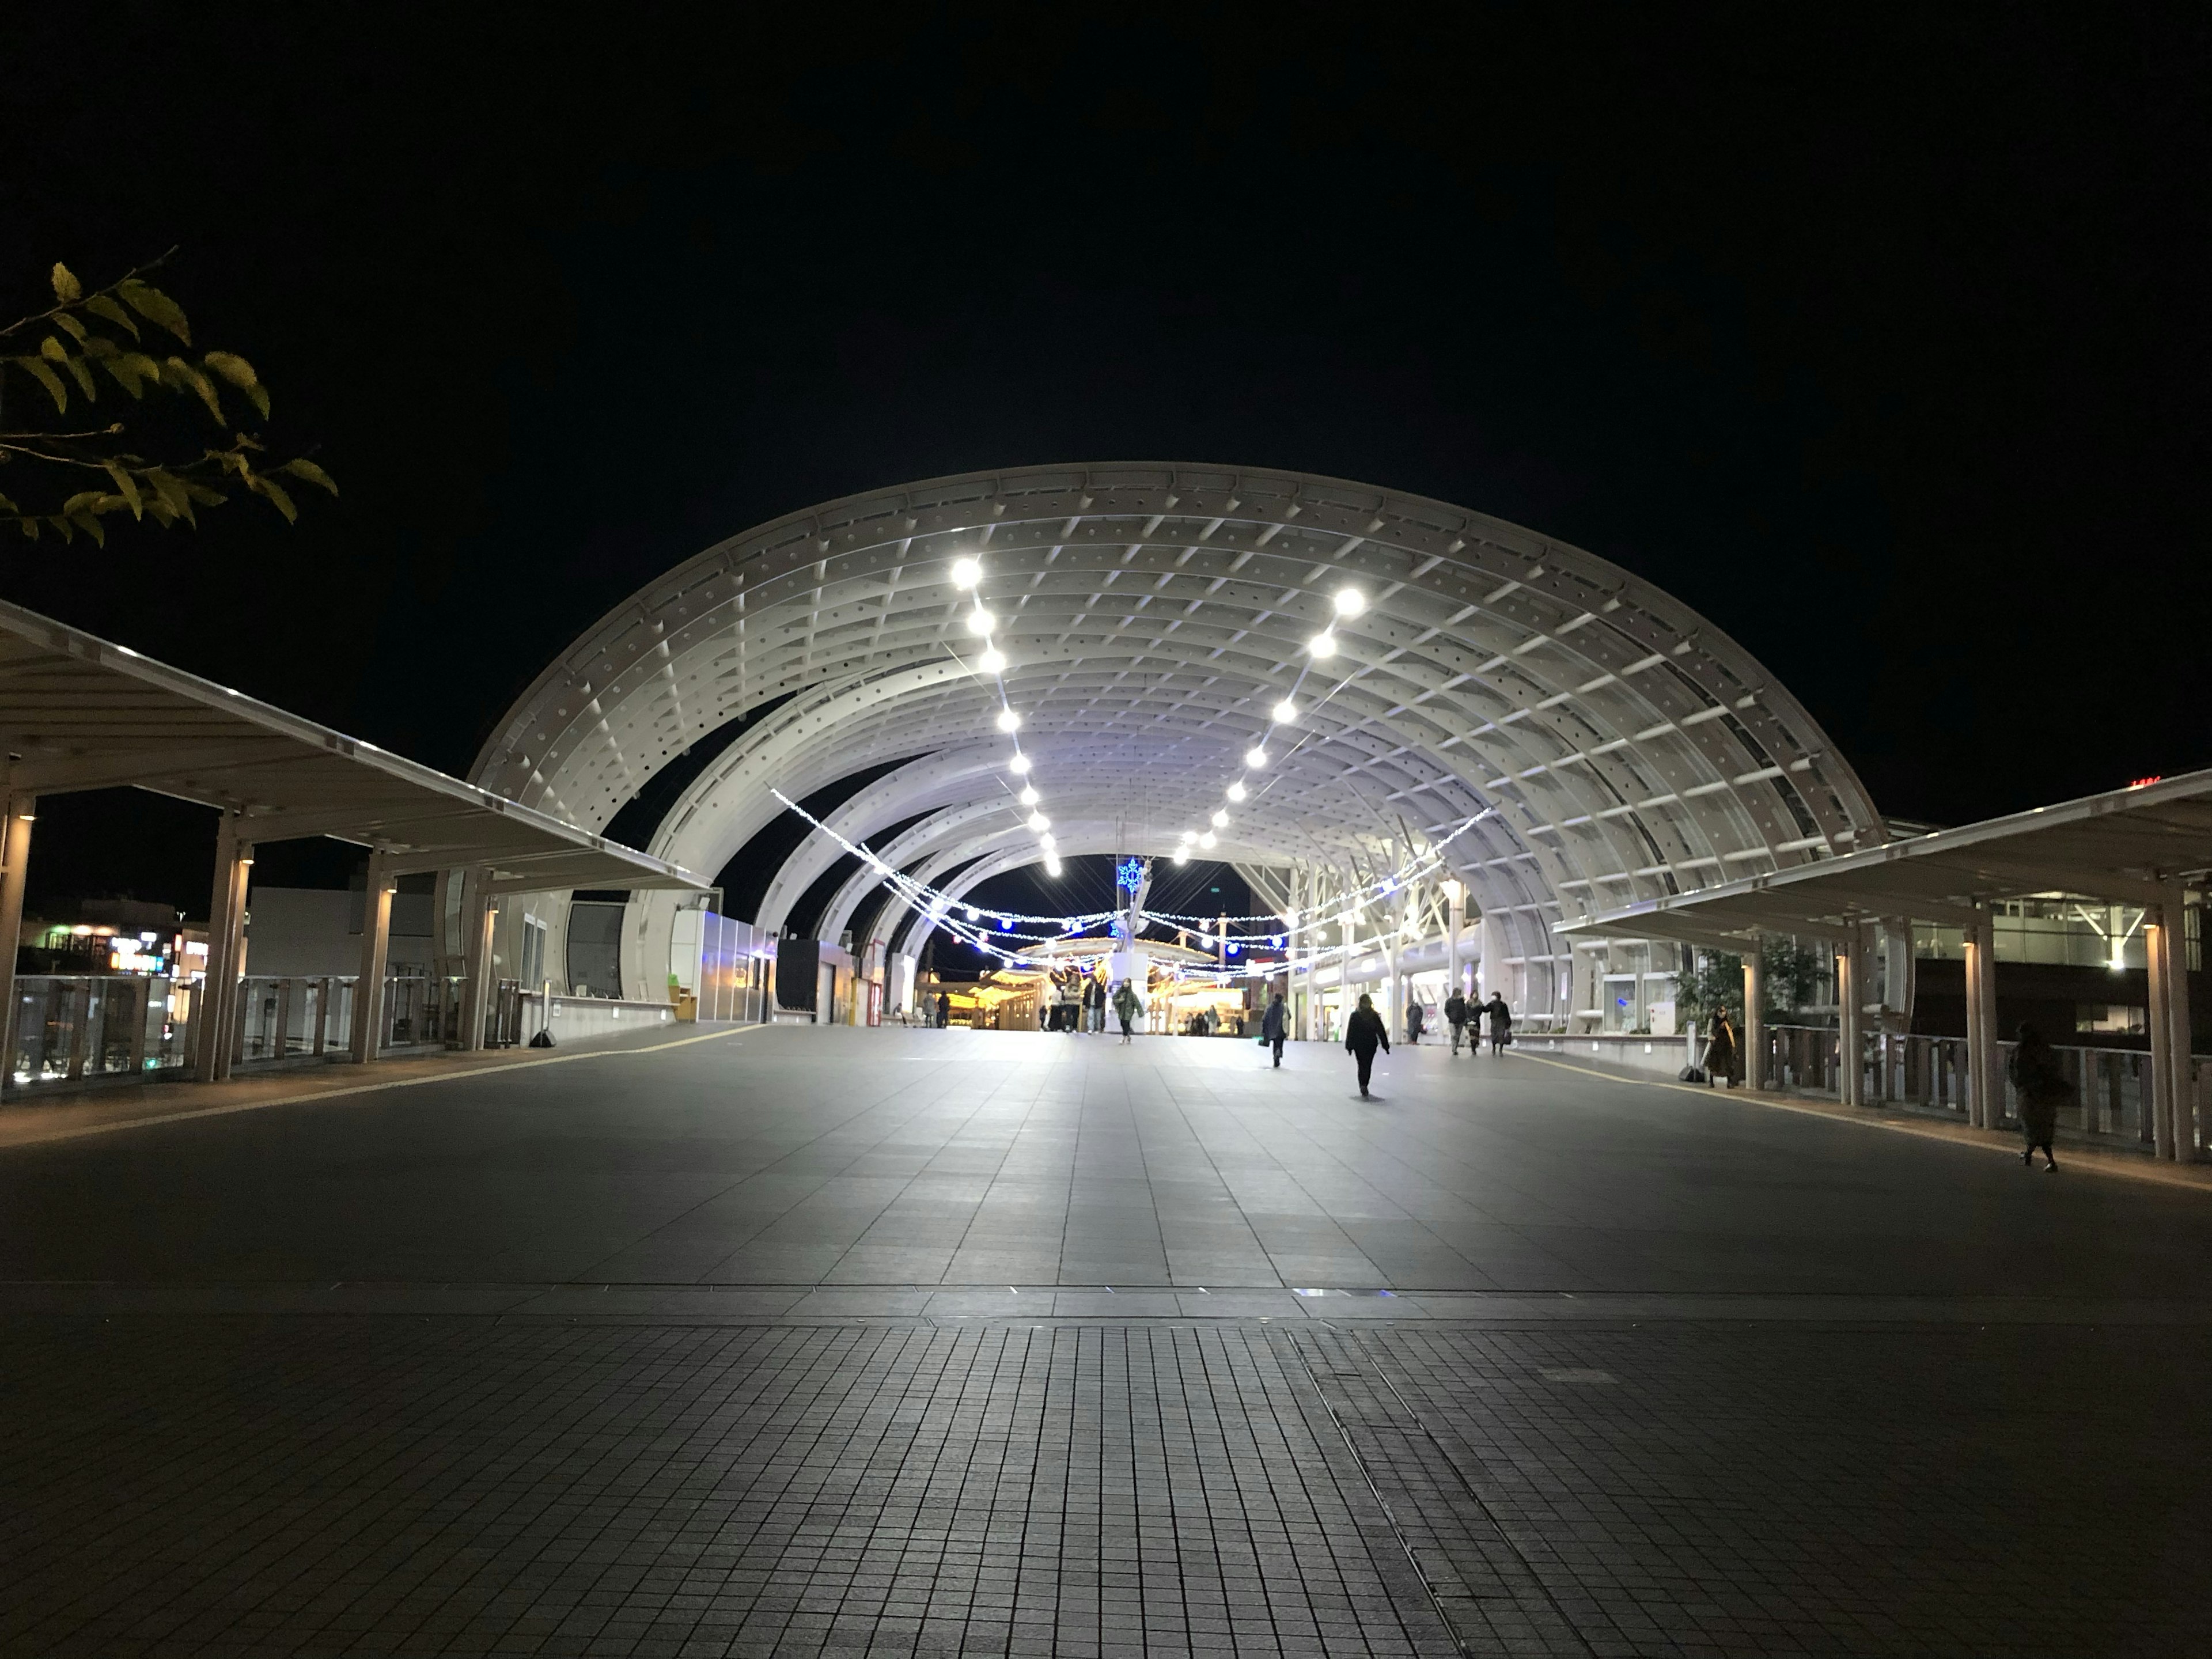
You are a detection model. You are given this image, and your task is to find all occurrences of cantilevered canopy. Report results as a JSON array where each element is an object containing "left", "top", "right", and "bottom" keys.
[
  {"left": 1565, "top": 769, "right": 2212, "bottom": 946},
  {"left": 472, "top": 463, "right": 1884, "bottom": 994},
  {"left": 0, "top": 597, "right": 706, "bottom": 894}
]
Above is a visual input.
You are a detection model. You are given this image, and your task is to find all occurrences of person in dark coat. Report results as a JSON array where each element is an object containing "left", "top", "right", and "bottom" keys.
[
  {"left": 1703, "top": 1009, "right": 1740, "bottom": 1088},
  {"left": 1445, "top": 990, "right": 1469, "bottom": 1055},
  {"left": 935, "top": 991, "right": 951, "bottom": 1029},
  {"left": 1112, "top": 980, "right": 1142, "bottom": 1043},
  {"left": 2009, "top": 1021, "right": 2066, "bottom": 1170},
  {"left": 1344, "top": 992, "right": 1390, "bottom": 1097},
  {"left": 1406, "top": 1001, "right": 1426, "bottom": 1044},
  {"left": 1260, "top": 991, "right": 1288, "bottom": 1068},
  {"left": 1482, "top": 993, "right": 1512, "bottom": 1055}
]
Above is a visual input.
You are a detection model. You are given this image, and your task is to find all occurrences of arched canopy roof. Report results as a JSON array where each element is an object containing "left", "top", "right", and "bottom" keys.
[{"left": 472, "top": 463, "right": 1883, "bottom": 980}]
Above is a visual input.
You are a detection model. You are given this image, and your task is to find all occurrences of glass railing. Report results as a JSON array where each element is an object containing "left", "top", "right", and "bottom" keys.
[
  {"left": 7, "top": 971, "right": 479, "bottom": 1097},
  {"left": 1754, "top": 1023, "right": 2186, "bottom": 1155}
]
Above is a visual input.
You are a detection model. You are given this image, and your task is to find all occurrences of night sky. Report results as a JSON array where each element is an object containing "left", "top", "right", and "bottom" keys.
[{"left": 5, "top": 9, "right": 2206, "bottom": 927}]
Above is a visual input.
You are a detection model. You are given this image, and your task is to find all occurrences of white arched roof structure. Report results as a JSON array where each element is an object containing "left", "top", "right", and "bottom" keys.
[{"left": 469, "top": 463, "right": 1883, "bottom": 1009}]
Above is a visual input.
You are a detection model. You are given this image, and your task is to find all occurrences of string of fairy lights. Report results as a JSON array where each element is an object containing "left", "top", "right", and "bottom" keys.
[{"left": 769, "top": 550, "right": 1487, "bottom": 979}]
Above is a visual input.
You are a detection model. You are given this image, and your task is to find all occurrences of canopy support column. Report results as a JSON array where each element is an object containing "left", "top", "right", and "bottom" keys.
[
  {"left": 195, "top": 819, "right": 253, "bottom": 1084},
  {"left": 1444, "top": 879, "right": 1464, "bottom": 1006},
  {"left": 1835, "top": 937, "right": 1862, "bottom": 1106},
  {"left": 2145, "top": 881, "right": 2193, "bottom": 1161},
  {"left": 0, "top": 793, "right": 35, "bottom": 1091},
  {"left": 459, "top": 872, "right": 497, "bottom": 1053},
  {"left": 1742, "top": 945, "right": 1764, "bottom": 1093},
  {"left": 1963, "top": 904, "right": 1999, "bottom": 1129},
  {"left": 350, "top": 854, "right": 395, "bottom": 1064}
]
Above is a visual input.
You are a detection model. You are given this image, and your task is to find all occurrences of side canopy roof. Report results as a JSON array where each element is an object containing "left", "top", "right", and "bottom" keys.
[
  {"left": 1565, "top": 769, "right": 2212, "bottom": 947},
  {"left": 471, "top": 463, "right": 1883, "bottom": 943},
  {"left": 0, "top": 597, "right": 706, "bottom": 894}
]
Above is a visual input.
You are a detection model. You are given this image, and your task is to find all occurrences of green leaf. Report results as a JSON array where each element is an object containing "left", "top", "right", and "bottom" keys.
[
  {"left": 15, "top": 518, "right": 37, "bottom": 541},
  {"left": 50, "top": 263, "right": 81, "bottom": 304},
  {"left": 48, "top": 515, "right": 72, "bottom": 544},
  {"left": 145, "top": 468, "right": 195, "bottom": 519},
  {"left": 52, "top": 313, "right": 88, "bottom": 345},
  {"left": 203, "top": 353, "right": 271, "bottom": 420},
  {"left": 68, "top": 510, "right": 105, "bottom": 547},
  {"left": 144, "top": 498, "right": 179, "bottom": 528},
  {"left": 278, "top": 457, "right": 339, "bottom": 496},
  {"left": 60, "top": 490, "right": 107, "bottom": 516},
  {"left": 163, "top": 356, "right": 224, "bottom": 423},
  {"left": 100, "top": 461, "right": 143, "bottom": 519},
  {"left": 59, "top": 354, "right": 96, "bottom": 401},
  {"left": 180, "top": 480, "right": 228, "bottom": 506},
  {"left": 97, "top": 354, "right": 147, "bottom": 399},
  {"left": 39, "top": 335, "right": 67, "bottom": 363},
  {"left": 118, "top": 279, "right": 191, "bottom": 344},
  {"left": 248, "top": 474, "right": 299, "bottom": 524},
  {"left": 12, "top": 355, "right": 67, "bottom": 412},
  {"left": 83, "top": 294, "right": 138, "bottom": 338},
  {"left": 0, "top": 492, "right": 15, "bottom": 512}
]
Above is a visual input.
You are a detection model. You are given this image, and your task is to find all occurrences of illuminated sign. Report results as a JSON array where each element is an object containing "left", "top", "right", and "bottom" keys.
[{"left": 1116, "top": 857, "right": 1143, "bottom": 892}]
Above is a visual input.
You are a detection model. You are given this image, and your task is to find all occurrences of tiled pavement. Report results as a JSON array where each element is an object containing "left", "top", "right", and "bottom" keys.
[{"left": 1, "top": 1026, "right": 2209, "bottom": 1655}]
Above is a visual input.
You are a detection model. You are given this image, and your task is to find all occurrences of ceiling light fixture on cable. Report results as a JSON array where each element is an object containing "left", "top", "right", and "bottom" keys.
[
  {"left": 1225, "top": 781, "right": 1247, "bottom": 803},
  {"left": 1027, "top": 812, "right": 1050, "bottom": 832},
  {"left": 1172, "top": 849, "right": 1190, "bottom": 865},
  {"left": 977, "top": 646, "right": 1006, "bottom": 674},
  {"left": 1210, "top": 808, "right": 1229, "bottom": 828},
  {"left": 1009, "top": 754, "right": 1032, "bottom": 775},
  {"left": 1334, "top": 586, "right": 1366, "bottom": 619},
  {"left": 967, "top": 608, "right": 995, "bottom": 637},
  {"left": 1272, "top": 698, "right": 1297, "bottom": 724},
  {"left": 1245, "top": 747, "right": 1268, "bottom": 770},
  {"left": 1039, "top": 832, "right": 1056, "bottom": 852},
  {"left": 1198, "top": 831, "right": 1218, "bottom": 849},
  {"left": 1018, "top": 786, "right": 1041, "bottom": 806},
  {"left": 996, "top": 708, "right": 1021, "bottom": 733},
  {"left": 951, "top": 556, "right": 982, "bottom": 590},
  {"left": 1309, "top": 631, "right": 1336, "bottom": 658}
]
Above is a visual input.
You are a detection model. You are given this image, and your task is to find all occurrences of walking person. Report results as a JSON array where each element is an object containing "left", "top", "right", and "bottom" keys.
[
  {"left": 1344, "top": 991, "right": 1390, "bottom": 1098},
  {"left": 1702, "top": 1008, "right": 1740, "bottom": 1088},
  {"left": 1086, "top": 976, "right": 1106, "bottom": 1033},
  {"left": 2009, "top": 1021, "right": 2067, "bottom": 1171},
  {"left": 1112, "top": 979, "right": 1142, "bottom": 1044},
  {"left": 1482, "top": 991, "right": 1513, "bottom": 1055},
  {"left": 1260, "top": 990, "right": 1288, "bottom": 1068},
  {"left": 1445, "top": 988, "right": 1469, "bottom": 1055},
  {"left": 1406, "top": 1001, "right": 1426, "bottom": 1046},
  {"left": 935, "top": 990, "right": 951, "bottom": 1029}
]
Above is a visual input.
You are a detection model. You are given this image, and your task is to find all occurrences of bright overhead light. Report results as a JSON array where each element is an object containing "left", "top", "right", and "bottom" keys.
[
  {"left": 1039, "top": 832, "right": 1056, "bottom": 851},
  {"left": 1334, "top": 585, "right": 1366, "bottom": 618},
  {"left": 967, "top": 608, "right": 995, "bottom": 636},
  {"left": 1245, "top": 746, "right": 1268, "bottom": 770},
  {"left": 1009, "top": 754, "right": 1032, "bottom": 775},
  {"left": 965, "top": 907, "right": 980, "bottom": 921},
  {"left": 977, "top": 646, "right": 1006, "bottom": 674},
  {"left": 1027, "top": 812, "right": 1050, "bottom": 832},
  {"left": 1309, "top": 631, "right": 1336, "bottom": 658},
  {"left": 1046, "top": 858, "right": 1063, "bottom": 877},
  {"left": 1210, "top": 808, "right": 1229, "bottom": 828},
  {"left": 1272, "top": 698, "right": 1297, "bottom": 724},
  {"left": 996, "top": 707, "right": 1021, "bottom": 733},
  {"left": 1199, "top": 831, "right": 1218, "bottom": 849},
  {"left": 1172, "top": 849, "right": 1190, "bottom": 865},
  {"left": 950, "top": 556, "right": 982, "bottom": 590},
  {"left": 1178, "top": 830, "right": 1195, "bottom": 844},
  {"left": 1018, "top": 785, "right": 1041, "bottom": 806}
]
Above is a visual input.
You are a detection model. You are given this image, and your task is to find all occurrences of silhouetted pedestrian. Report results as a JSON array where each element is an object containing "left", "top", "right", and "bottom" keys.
[
  {"left": 1261, "top": 991, "right": 1288, "bottom": 1067},
  {"left": 2009, "top": 1021, "right": 2066, "bottom": 1171},
  {"left": 1445, "top": 990, "right": 1469, "bottom": 1055},
  {"left": 1112, "top": 980, "right": 1141, "bottom": 1043},
  {"left": 1482, "top": 993, "right": 1512, "bottom": 1055},
  {"left": 1344, "top": 992, "right": 1389, "bottom": 1097},
  {"left": 935, "top": 991, "right": 950, "bottom": 1029},
  {"left": 1406, "top": 1001, "right": 1425, "bottom": 1045},
  {"left": 1703, "top": 1009, "right": 1740, "bottom": 1088}
]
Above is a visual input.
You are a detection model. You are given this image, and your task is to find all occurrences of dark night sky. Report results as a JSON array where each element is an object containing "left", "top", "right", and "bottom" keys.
[{"left": 3, "top": 6, "right": 2207, "bottom": 921}]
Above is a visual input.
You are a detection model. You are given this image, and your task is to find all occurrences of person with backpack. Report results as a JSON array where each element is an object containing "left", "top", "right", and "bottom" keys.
[{"left": 1344, "top": 991, "right": 1390, "bottom": 1097}]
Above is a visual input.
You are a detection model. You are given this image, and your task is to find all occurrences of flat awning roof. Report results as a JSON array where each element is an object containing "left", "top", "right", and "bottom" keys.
[
  {"left": 0, "top": 598, "right": 706, "bottom": 895},
  {"left": 1565, "top": 769, "right": 2212, "bottom": 947}
]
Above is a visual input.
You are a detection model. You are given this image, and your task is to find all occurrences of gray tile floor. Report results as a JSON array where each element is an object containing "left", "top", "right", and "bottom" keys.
[{"left": 1, "top": 1026, "right": 2209, "bottom": 1654}]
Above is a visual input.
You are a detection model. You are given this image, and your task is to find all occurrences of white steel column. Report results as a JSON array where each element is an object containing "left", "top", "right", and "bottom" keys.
[
  {"left": 1835, "top": 937, "right": 1860, "bottom": 1107},
  {"left": 350, "top": 854, "right": 396, "bottom": 1064},
  {"left": 0, "top": 793, "right": 33, "bottom": 1084},
  {"left": 1963, "top": 904, "right": 1999, "bottom": 1129},
  {"left": 1443, "top": 878, "right": 1464, "bottom": 1006},
  {"left": 2145, "top": 881, "right": 2192, "bottom": 1161},
  {"left": 1742, "top": 945, "right": 1764, "bottom": 1093},
  {"left": 459, "top": 871, "right": 497, "bottom": 1052},
  {"left": 195, "top": 818, "right": 253, "bottom": 1084}
]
